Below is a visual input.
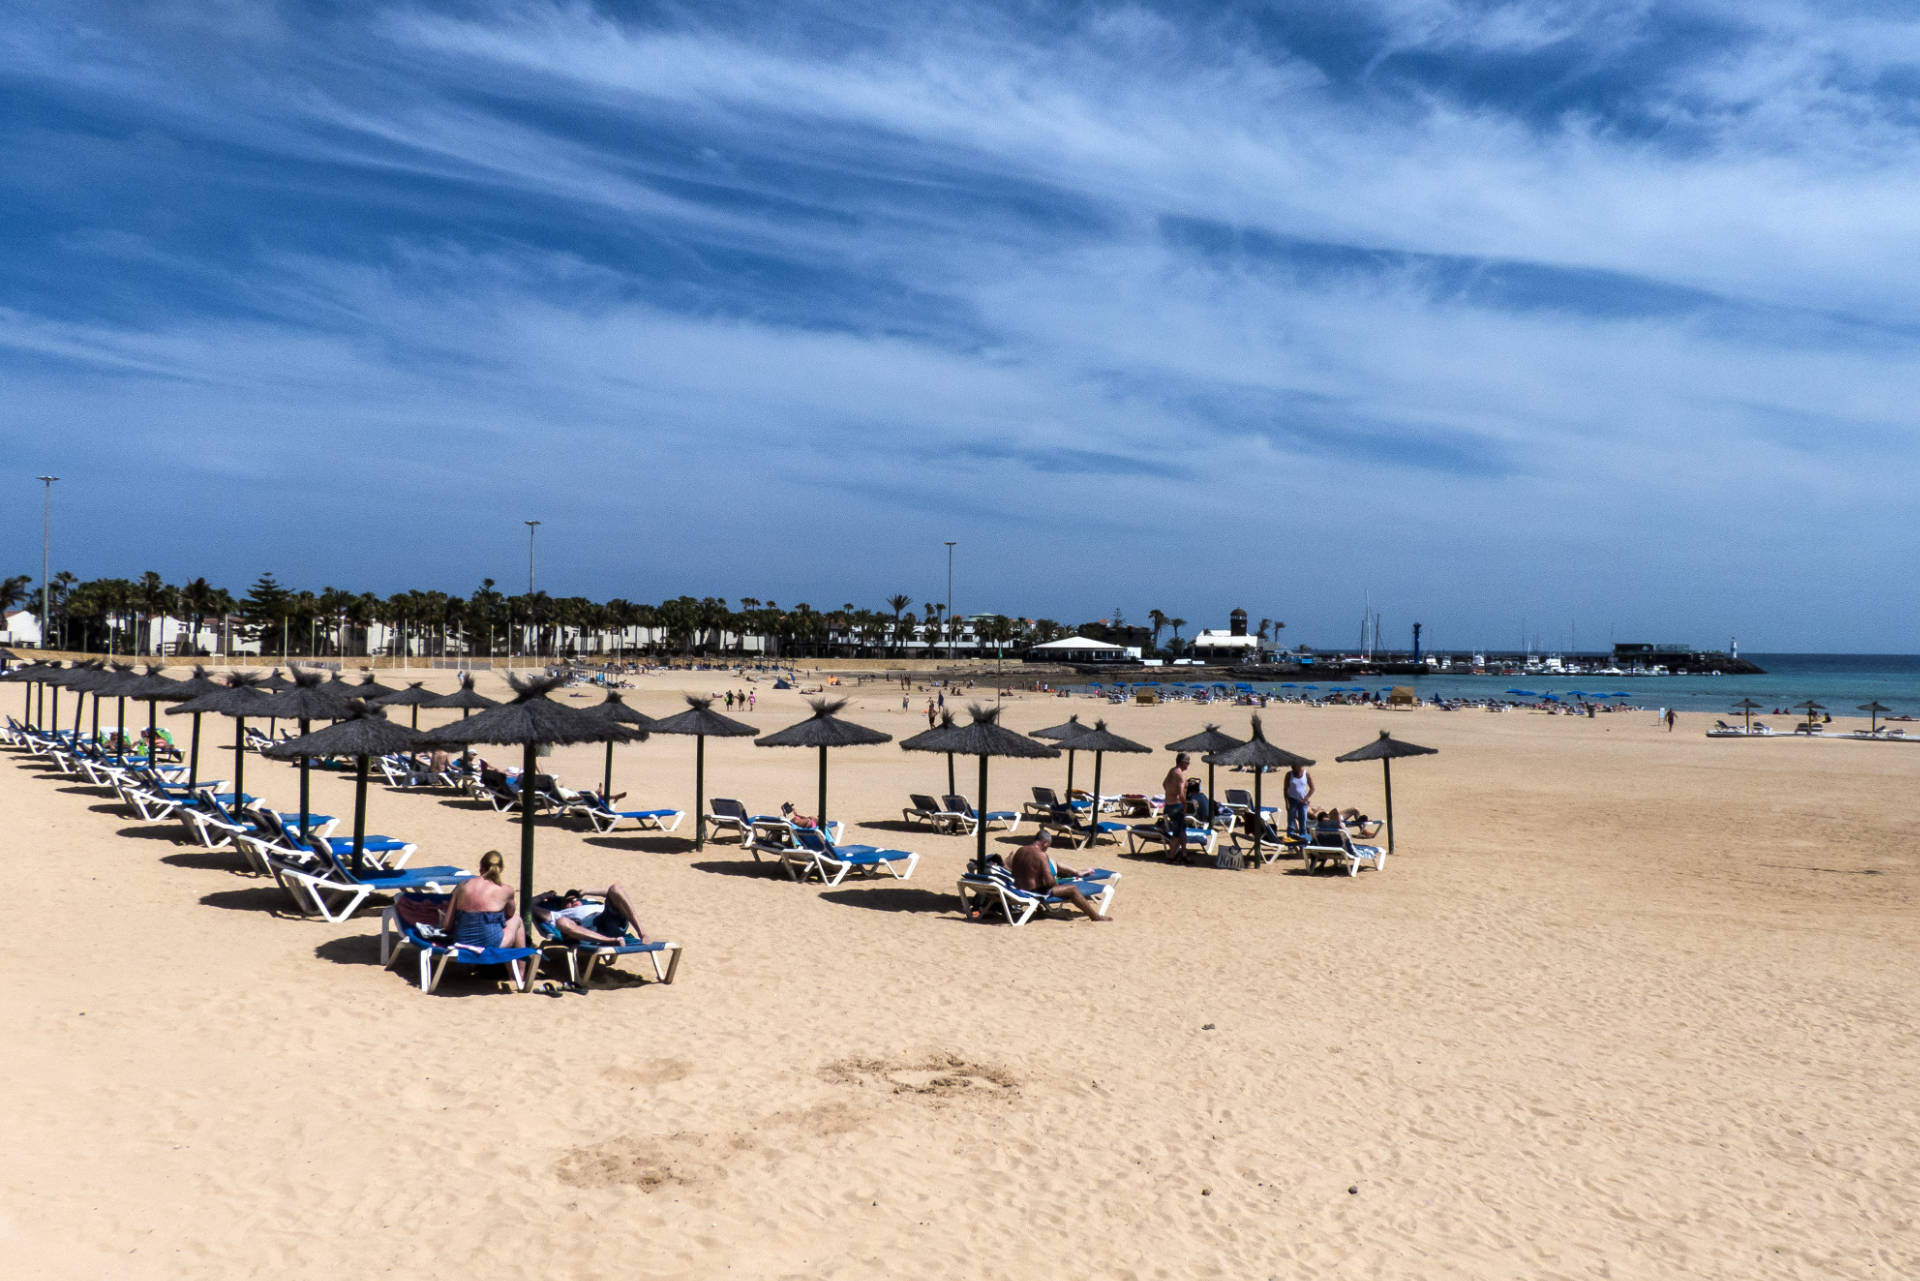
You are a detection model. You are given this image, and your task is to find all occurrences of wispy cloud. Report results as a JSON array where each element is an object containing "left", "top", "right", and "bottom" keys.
[{"left": 1, "top": 1, "right": 1917, "bottom": 647}]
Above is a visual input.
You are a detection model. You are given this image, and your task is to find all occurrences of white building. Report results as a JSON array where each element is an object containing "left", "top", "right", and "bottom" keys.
[{"left": 1024, "top": 635, "right": 1139, "bottom": 664}]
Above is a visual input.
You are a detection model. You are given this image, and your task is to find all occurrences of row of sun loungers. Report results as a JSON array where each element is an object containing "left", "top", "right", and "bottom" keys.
[{"left": 2, "top": 717, "right": 682, "bottom": 992}]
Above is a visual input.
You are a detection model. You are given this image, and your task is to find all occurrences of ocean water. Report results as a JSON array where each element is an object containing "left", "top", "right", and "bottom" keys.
[{"left": 1130, "top": 655, "right": 1920, "bottom": 721}]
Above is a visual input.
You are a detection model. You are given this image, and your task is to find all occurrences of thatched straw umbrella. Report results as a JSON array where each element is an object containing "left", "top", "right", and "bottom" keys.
[
  {"left": 346, "top": 674, "right": 402, "bottom": 704},
  {"left": 902, "top": 704, "right": 1058, "bottom": 876},
  {"left": 171, "top": 673, "right": 271, "bottom": 802},
  {"left": 1859, "top": 701, "right": 1893, "bottom": 733},
  {"left": 1794, "top": 699, "right": 1826, "bottom": 729},
  {"left": 1031, "top": 713, "right": 1088, "bottom": 800},
  {"left": 1204, "top": 716, "right": 1314, "bottom": 853},
  {"left": 425, "top": 674, "right": 497, "bottom": 720},
  {"left": 1732, "top": 697, "right": 1763, "bottom": 733},
  {"left": 168, "top": 665, "right": 225, "bottom": 790},
  {"left": 57, "top": 660, "right": 107, "bottom": 743},
  {"left": 1334, "top": 730, "right": 1438, "bottom": 854},
  {"left": 90, "top": 662, "right": 147, "bottom": 751},
  {"left": 1164, "top": 723, "right": 1245, "bottom": 802},
  {"left": 1061, "top": 720, "right": 1150, "bottom": 842},
  {"left": 250, "top": 667, "right": 352, "bottom": 838},
  {"left": 84, "top": 662, "right": 134, "bottom": 749},
  {"left": 585, "top": 692, "right": 654, "bottom": 800},
  {"left": 424, "top": 673, "right": 637, "bottom": 934},
  {"left": 754, "top": 698, "right": 892, "bottom": 834},
  {"left": 266, "top": 701, "right": 426, "bottom": 872},
  {"left": 647, "top": 696, "right": 758, "bottom": 849},
  {"left": 373, "top": 681, "right": 440, "bottom": 729}
]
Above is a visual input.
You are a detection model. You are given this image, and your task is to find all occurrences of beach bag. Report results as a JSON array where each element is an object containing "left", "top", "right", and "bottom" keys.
[{"left": 1214, "top": 847, "right": 1245, "bottom": 871}]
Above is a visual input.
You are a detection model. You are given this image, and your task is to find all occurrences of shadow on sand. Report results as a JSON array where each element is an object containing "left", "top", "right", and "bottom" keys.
[{"left": 818, "top": 886, "right": 958, "bottom": 916}]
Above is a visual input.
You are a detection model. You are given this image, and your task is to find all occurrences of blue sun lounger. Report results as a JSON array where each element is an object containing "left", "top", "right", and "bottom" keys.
[
  {"left": 378, "top": 894, "right": 542, "bottom": 993},
  {"left": 567, "top": 792, "right": 687, "bottom": 834},
  {"left": 783, "top": 827, "right": 920, "bottom": 886},
  {"left": 270, "top": 846, "right": 472, "bottom": 923},
  {"left": 956, "top": 861, "right": 1119, "bottom": 926},
  {"left": 529, "top": 902, "right": 684, "bottom": 988}
]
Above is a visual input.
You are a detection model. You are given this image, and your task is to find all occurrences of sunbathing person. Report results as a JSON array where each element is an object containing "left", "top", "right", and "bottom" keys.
[
  {"left": 1009, "top": 830, "right": 1110, "bottom": 922},
  {"left": 535, "top": 885, "right": 650, "bottom": 944},
  {"left": 441, "top": 850, "right": 526, "bottom": 948},
  {"left": 1340, "top": 808, "right": 1383, "bottom": 838},
  {"left": 779, "top": 801, "right": 821, "bottom": 828}
]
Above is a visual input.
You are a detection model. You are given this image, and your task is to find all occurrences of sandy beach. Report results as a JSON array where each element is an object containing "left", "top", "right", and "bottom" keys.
[{"left": 4, "top": 669, "right": 1916, "bottom": 1280}]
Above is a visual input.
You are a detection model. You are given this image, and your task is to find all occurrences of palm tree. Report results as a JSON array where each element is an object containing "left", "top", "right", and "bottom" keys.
[
  {"left": 1148, "top": 608, "right": 1167, "bottom": 654},
  {"left": 0, "top": 574, "right": 30, "bottom": 618},
  {"left": 1168, "top": 617, "right": 1187, "bottom": 656}
]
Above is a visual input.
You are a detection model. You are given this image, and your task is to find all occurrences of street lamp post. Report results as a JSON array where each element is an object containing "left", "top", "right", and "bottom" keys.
[
  {"left": 525, "top": 520, "right": 540, "bottom": 665},
  {"left": 36, "top": 477, "right": 57, "bottom": 650},
  {"left": 944, "top": 540, "right": 956, "bottom": 661}
]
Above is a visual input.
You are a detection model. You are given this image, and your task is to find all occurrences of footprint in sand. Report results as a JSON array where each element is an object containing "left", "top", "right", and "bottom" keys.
[{"left": 823, "top": 1052, "right": 1018, "bottom": 1099}]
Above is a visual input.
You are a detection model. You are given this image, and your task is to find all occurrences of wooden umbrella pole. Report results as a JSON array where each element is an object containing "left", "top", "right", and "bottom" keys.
[
  {"left": 1090, "top": 752, "right": 1103, "bottom": 847},
  {"left": 976, "top": 754, "right": 989, "bottom": 877},
  {"left": 602, "top": 740, "right": 614, "bottom": 800},
  {"left": 352, "top": 754, "right": 370, "bottom": 872},
  {"left": 188, "top": 713, "right": 202, "bottom": 791},
  {"left": 1383, "top": 758, "right": 1395, "bottom": 855},
  {"left": 233, "top": 716, "right": 246, "bottom": 801},
  {"left": 694, "top": 735, "right": 707, "bottom": 849},
  {"left": 520, "top": 738, "right": 538, "bottom": 939},
  {"left": 818, "top": 744, "right": 829, "bottom": 836},
  {"left": 298, "top": 718, "right": 312, "bottom": 836}
]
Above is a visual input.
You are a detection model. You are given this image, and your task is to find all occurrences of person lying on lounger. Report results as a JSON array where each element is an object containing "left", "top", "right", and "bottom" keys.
[
  {"left": 534, "top": 885, "right": 651, "bottom": 944},
  {"left": 1009, "top": 830, "right": 1110, "bottom": 922}
]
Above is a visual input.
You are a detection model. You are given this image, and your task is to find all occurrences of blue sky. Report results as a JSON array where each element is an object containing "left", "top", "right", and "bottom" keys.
[{"left": 5, "top": 1, "right": 1920, "bottom": 651}]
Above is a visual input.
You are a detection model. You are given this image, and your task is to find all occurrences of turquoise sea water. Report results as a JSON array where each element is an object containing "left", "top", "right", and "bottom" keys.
[{"left": 1124, "top": 655, "right": 1920, "bottom": 721}]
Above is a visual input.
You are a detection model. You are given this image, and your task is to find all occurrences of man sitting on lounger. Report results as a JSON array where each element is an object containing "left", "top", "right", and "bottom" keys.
[
  {"left": 534, "top": 885, "right": 651, "bottom": 944},
  {"left": 1009, "top": 830, "right": 1110, "bottom": 922}
]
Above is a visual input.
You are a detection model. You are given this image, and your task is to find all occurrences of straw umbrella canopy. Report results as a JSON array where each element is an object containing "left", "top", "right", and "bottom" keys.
[
  {"left": 1164, "top": 723, "right": 1245, "bottom": 801},
  {"left": 1334, "top": 730, "right": 1438, "bottom": 855},
  {"left": 56, "top": 660, "right": 107, "bottom": 742},
  {"left": 423, "top": 673, "right": 638, "bottom": 934},
  {"left": 1031, "top": 713, "right": 1089, "bottom": 800},
  {"left": 646, "top": 696, "right": 758, "bottom": 849},
  {"left": 170, "top": 673, "right": 271, "bottom": 802},
  {"left": 1203, "top": 716, "right": 1315, "bottom": 852},
  {"left": 249, "top": 667, "right": 354, "bottom": 838},
  {"left": 1794, "top": 699, "right": 1826, "bottom": 728},
  {"left": 346, "top": 674, "right": 403, "bottom": 704},
  {"left": 372, "top": 681, "right": 441, "bottom": 729},
  {"left": 168, "top": 665, "right": 225, "bottom": 790},
  {"left": 1059, "top": 719, "right": 1150, "bottom": 841},
  {"left": 1732, "top": 697, "right": 1764, "bottom": 732},
  {"left": 1858, "top": 701, "right": 1893, "bottom": 733},
  {"left": 901, "top": 704, "right": 1058, "bottom": 876},
  {"left": 425, "top": 674, "right": 497, "bottom": 720},
  {"left": 584, "top": 691, "right": 654, "bottom": 800},
  {"left": 754, "top": 698, "right": 892, "bottom": 834},
  {"left": 265, "top": 701, "right": 427, "bottom": 872}
]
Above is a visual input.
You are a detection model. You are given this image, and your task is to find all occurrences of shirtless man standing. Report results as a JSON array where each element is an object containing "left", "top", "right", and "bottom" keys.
[{"left": 1162, "top": 753, "right": 1192, "bottom": 859}]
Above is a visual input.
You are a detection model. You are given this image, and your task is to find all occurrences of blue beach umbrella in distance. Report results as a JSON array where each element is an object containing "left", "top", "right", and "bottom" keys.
[{"left": 1280, "top": 683, "right": 1297, "bottom": 689}]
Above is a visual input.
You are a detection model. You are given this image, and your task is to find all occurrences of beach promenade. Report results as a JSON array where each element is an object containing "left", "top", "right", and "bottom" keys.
[{"left": 4, "top": 670, "right": 1915, "bottom": 1279}]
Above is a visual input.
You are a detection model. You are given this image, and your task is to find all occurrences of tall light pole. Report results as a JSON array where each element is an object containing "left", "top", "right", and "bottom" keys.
[
  {"left": 525, "top": 520, "right": 540, "bottom": 664},
  {"left": 944, "top": 540, "right": 956, "bottom": 661},
  {"left": 37, "top": 477, "right": 57, "bottom": 650}
]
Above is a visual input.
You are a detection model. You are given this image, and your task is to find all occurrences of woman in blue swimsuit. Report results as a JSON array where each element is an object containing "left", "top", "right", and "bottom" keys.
[{"left": 442, "top": 850, "right": 526, "bottom": 947}]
